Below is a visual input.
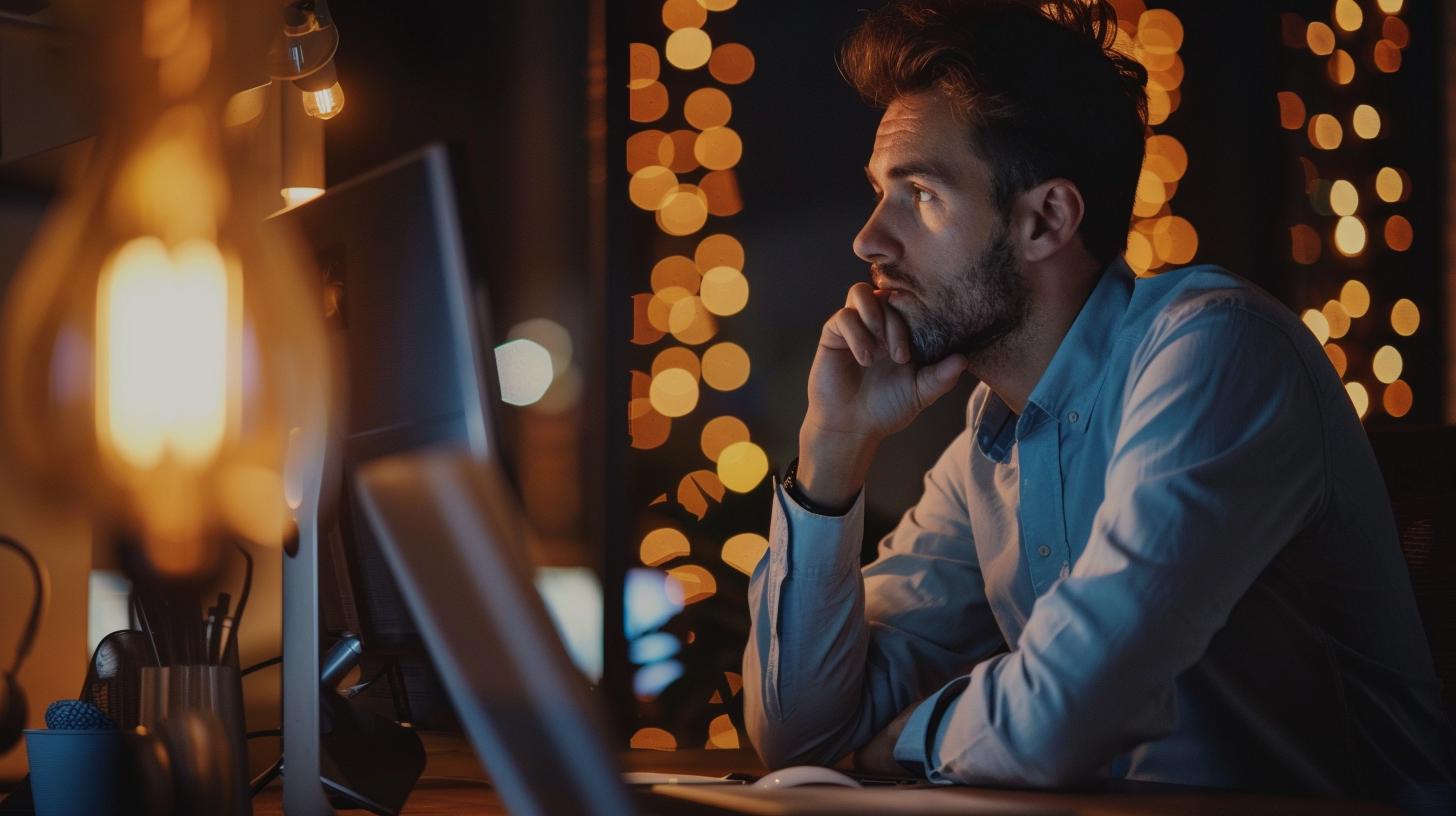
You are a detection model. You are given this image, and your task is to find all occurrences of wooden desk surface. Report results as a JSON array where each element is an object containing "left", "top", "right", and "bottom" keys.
[{"left": 251, "top": 745, "right": 1402, "bottom": 815}]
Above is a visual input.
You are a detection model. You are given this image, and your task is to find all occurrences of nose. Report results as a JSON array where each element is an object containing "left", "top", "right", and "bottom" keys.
[{"left": 852, "top": 204, "right": 901, "bottom": 266}]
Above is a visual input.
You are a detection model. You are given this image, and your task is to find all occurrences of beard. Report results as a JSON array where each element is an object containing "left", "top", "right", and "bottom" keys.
[{"left": 874, "top": 222, "right": 1029, "bottom": 366}]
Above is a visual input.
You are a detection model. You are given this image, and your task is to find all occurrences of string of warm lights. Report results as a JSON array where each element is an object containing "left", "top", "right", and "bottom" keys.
[
  {"left": 1108, "top": 0, "right": 1198, "bottom": 276},
  {"left": 625, "top": 0, "right": 765, "bottom": 752},
  {"left": 1285, "top": 0, "right": 1417, "bottom": 420}
]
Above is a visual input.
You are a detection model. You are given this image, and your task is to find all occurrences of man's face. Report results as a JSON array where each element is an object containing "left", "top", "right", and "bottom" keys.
[{"left": 854, "top": 90, "right": 1029, "bottom": 365}]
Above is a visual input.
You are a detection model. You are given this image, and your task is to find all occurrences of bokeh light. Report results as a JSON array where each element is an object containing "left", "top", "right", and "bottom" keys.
[
  {"left": 1390, "top": 298, "right": 1419, "bottom": 336},
  {"left": 1306, "top": 21, "right": 1335, "bottom": 56},
  {"left": 1329, "top": 179, "right": 1358, "bottom": 216},
  {"left": 631, "top": 728, "right": 677, "bottom": 751},
  {"left": 632, "top": 294, "right": 667, "bottom": 345},
  {"left": 1302, "top": 308, "right": 1331, "bottom": 345},
  {"left": 641, "top": 527, "right": 691, "bottom": 566},
  {"left": 707, "top": 43, "right": 755, "bottom": 84},
  {"left": 1374, "top": 167, "right": 1405, "bottom": 203},
  {"left": 666, "top": 565, "right": 717, "bottom": 605},
  {"left": 1383, "top": 380, "right": 1413, "bottom": 418},
  {"left": 629, "top": 43, "right": 660, "bottom": 87},
  {"left": 1277, "top": 91, "right": 1306, "bottom": 130},
  {"left": 652, "top": 346, "right": 701, "bottom": 381},
  {"left": 694, "top": 126, "right": 743, "bottom": 170},
  {"left": 698, "top": 0, "right": 738, "bottom": 10},
  {"left": 1382, "top": 16, "right": 1409, "bottom": 49},
  {"left": 1339, "top": 279, "right": 1370, "bottom": 318},
  {"left": 651, "top": 255, "right": 701, "bottom": 294},
  {"left": 700, "top": 266, "right": 749, "bottom": 316},
  {"left": 699, "top": 170, "right": 743, "bottom": 217},
  {"left": 663, "top": 129, "right": 701, "bottom": 173},
  {"left": 1376, "top": 0, "right": 1403, "bottom": 13},
  {"left": 657, "top": 185, "right": 710, "bottom": 235},
  {"left": 1327, "top": 50, "right": 1355, "bottom": 85},
  {"left": 1384, "top": 215, "right": 1412, "bottom": 252},
  {"left": 1308, "top": 113, "right": 1343, "bottom": 150},
  {"left": 1325, "top": 343, "right": 1347, "bottom": 377},
  {"left": 706, "top": 713, "right": 740, "bottom": 749},
  {"left": 661, "top": 0, "right": 706, "bottom": 31},
  {"left": 650, "top": 367, "right": 699, "bottom": 417},
  {"left": 1333, "top": 215, "right": 1366, "bottom": 256},
  {"left": 494, "top": 338, "right": 554, "bottom": 406},
  {"left": 1372, "top": 345, "right": 1402, "bottom": 384},
  {"left": 701, "top": 341, "right": 750, "bottom": 391},
  {"left": 668, "top": 295, "right": 718, "bottom": 344},
  {"left": 700, "top": 415, "right": 750, "bottom": 462},
  {"left": 717, "top": 440, "right": 768, "bottom": 493},
  {"left": 627, "top": 130, "right": 671, "bottom": 174},
  {"left": 721, "top": 533, "right": 768, "bottom": 576},
  {"left": 1137, "top": 9, "right": 1183, "bottom": 54},
  {"left": 1346, "top": 382, "right": 1370, "bottom": 419},
  {"left": 629, "top": 165, "right": 678, "bottom": 211},
  {"left": 629, "top": 398, "right": 671, "bottom": 449},
  {"left": 648, "top": 285, "right": 692, "bottom": 332},
  {"left": 1151, "top": 215, "right": 1197, "bottom": 264},
  {"left": 1351, "top": 104, "right": 1380, "bottom": 139},
  {"left": 665, "top": 28, "right": 712, "bottom": 70},
  {"left": 684, "top": 87, "right": 732, "bottom": 129},
  {"left": 1333, "top": 0, "right": 1363, "bottom": 33},
  {"left": 677, "top": 470, "right": 724, "bottom": 520},
  {"left": 695, "top": 233, "right": 744, "bottom": 271},
  {"left": 1322, "top": 300, "right": 1351, "bottom": 340},
  {"left": 1290, "top": 224, "right": 1321, "bottom": 264},
  {"left": 1373, "top": 40, "right": 1402, "bottom": 73}
]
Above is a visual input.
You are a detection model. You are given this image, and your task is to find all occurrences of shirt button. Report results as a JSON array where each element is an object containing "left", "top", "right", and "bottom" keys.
[
  {"left": 1067, "top": 411, "right": 1079, "bottom": 424},
  {"left": 1037, "top": 545, "right": 1051, "bottom": 557}
]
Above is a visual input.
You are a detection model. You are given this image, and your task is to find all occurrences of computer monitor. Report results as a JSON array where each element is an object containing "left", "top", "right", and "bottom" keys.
[{"left": 269, "top": 143, "right": 499, "bottom": 730}]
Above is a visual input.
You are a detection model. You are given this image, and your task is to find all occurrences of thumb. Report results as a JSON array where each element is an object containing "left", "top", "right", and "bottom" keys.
[{"left": 913, "top": 354, "right": 968, "bottom": 407}]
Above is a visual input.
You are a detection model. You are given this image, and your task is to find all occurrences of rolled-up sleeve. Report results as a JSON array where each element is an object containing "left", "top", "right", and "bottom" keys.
[
  {"left": 743, "top": 428, "right": 1005, "bottom": 769},
  {"left": 898, "top": 302, "right": 1328, "bottom": 787}
]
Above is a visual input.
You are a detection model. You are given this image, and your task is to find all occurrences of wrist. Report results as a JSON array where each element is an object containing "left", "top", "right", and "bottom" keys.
[{"left": 796, "top": 423, "right": 877, "bottom": 512}]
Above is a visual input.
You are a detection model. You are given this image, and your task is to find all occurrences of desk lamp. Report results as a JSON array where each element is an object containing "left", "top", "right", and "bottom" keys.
[{"left": 0, "top": 0, "right": 332, "bottom": 807}]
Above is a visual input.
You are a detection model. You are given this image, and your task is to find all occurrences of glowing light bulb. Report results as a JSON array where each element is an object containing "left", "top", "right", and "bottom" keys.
[{"left": 301, "top": 81, "right": 345, "bottom": 120}]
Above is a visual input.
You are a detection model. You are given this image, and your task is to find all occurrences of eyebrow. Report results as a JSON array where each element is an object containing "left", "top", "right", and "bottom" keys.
[{"left": 865, "top": 160, "right": 960, "bottom": 188}]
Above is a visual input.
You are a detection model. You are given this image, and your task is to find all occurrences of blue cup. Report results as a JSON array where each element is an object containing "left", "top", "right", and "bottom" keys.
[{"left": 23, "top": 728, "right": 123, "bottom": 816}]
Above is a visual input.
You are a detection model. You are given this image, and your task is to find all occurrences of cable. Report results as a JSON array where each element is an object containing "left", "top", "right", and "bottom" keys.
[
  {"left": 241, "top": 656, "right": 282, "bottom": 677},
  {"left": 0, "top": 535, "right": 47, "bottom": 671}
]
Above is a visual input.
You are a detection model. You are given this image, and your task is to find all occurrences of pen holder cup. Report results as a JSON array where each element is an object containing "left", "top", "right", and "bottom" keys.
[
  {"left": 138, "top": 665, "right": 251, "bottom": 814},
  {"left": 24, "top": 728, "right": 124, "bottom": 816}
]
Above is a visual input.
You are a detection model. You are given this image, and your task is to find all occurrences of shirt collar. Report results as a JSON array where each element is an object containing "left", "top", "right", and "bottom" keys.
[{"left": 973, "top": 258, "right": 1135, "bottom": 462}]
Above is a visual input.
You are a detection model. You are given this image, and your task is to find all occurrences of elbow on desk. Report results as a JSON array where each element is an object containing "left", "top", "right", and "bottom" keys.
[{"left": 743, "top": 701, "right": 854, "bottom": 771}]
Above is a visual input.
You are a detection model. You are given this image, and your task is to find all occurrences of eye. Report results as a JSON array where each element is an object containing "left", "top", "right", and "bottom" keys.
[{"left": 913, "top": 187, "right": 933, "bottom": 204}]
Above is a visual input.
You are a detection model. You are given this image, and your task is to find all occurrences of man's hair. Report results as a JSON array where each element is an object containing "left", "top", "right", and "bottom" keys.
[{"left": 840, "top": 0, "right": 1148, "bottom": 267}]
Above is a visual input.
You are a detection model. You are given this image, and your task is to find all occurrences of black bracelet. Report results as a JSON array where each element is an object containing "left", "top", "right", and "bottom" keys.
[{"left": 781, "top": 457, "right": 852, "bottom": 517}]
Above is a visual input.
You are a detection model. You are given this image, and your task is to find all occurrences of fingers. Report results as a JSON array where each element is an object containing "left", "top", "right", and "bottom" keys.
[
  {"left": 822, "top": 307, "right": 882, "bottom": 367},
  {"left": 845, "top": 283, "right": 886, "bottom": 345},
  {"left": 913, "top": 353, "right": 968, "bottom": 406},
  {"left": 875, "top": 291, "right": 913, "bottom": 365}
]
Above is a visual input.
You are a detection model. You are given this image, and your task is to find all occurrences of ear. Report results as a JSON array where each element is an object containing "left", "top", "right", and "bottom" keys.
[{"left": 1011, "top": 178, "right": 1085, "bottom": 263}]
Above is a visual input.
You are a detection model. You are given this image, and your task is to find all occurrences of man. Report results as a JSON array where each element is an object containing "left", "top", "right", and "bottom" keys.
[{"left": 742, "top": 0, "right": 1453, "bottom": 802}]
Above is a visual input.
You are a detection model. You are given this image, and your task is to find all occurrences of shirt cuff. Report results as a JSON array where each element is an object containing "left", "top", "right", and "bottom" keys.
[
  {"left": 891, "top": 676, "right": 971, "bottom": 781},
  {"left": 772, "top": 477, "right": 864, "bottom": 579}
]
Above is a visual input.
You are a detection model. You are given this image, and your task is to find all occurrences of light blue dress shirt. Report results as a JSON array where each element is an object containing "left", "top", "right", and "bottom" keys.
[{"left": 743, "top": 261, "right": 1454, "bottom": 800}]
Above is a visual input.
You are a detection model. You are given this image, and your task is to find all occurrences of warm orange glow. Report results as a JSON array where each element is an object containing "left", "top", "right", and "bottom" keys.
[
  {"left": 629, "top": 43, "right": 661, "bottom": 88},
  {"left": 1382, "top": 16, "right": 1410, "bottom": 49},
  {"left": 661, "top": 0, "right": 707, "bottom": 31},
  {"left": 1309, "top": 114, "right": 1343, "bottom": 150},
  {"left": 1322, "top": 300, "right": 1351, "bottom": 340},
  {"left": 629, "top": 166, "right": 678, "bottom": 211},
  {"left": 1377, "top": 0, "right": 1403, "bottom": 13},
  {"left": 1151, "top": 215, "right": 1197, "bottom": 265},
  {"left": 629, "top": 398, "right": 671, "bottom": 449},
  {"left": 698, "top": 0, "right": 738, "bottom": 9},
  {"left": 694, "top": 127, "right": 743, "bottom": 171},
  {"left": 1346, "top": 382, "right": 1370, "bottom": 419},
  {"left": 708, "top": 43, "right": 755, "bottom": 84},
  {"left": 630, "top": 81, "right": 670, "bottom": 122},
  {"left": 700, "top": 266, "right": 749, "bottom": 316},
  {"left": 1327, "top": 50, "right": 1355, "bottom": 85},
  {"left": 1333, "top": 215, "right": 1366, "bottom": 256},
  {"left": 280, "top": 187, "right": 324, "bottom": 211},
  {"left": 695, "top": 233, "right": 744, "bottom": 272},
  {"left": 1135, "top": 170, "right": 1167, "bottom": 208},
  {"left": 1391, "top": 299, "right": 1420, "bottom": 336},
  {"left": 1276, "top": 92, "right": 1306, "bottom": 130},
  {"left": 717, "top": 440, "right": 768, "bottom": 493},
  {"left": 626, "top": 130, "right": 669, "bottom": 174},
  {"left": 656, "top": 185, "right": 710, "bottom": 236},
  {"left": 699, "top": 170, "right": 743, "bottom": 217},
  {"left": 1324, "top": 343, "right": 1347, "bottom": 377},
  {"left": 666, "top": 565, "right": 717, "bottom": 605},
  {"left": 301, "top": 82, "right": 345, "bottom": 120},
  {"left": 649, "top": 367, "right": 699, "bottom": 417},
  {"left": 651, "top": 255, "right": 701, "bottom": 294},
  {"left": 1372, "top": 345, "right": 1402, "bottom": 384},
  {"left": 701, "top": 342, "right": 750, "bottom": 391},
  {"left": 1333, "top": 0, "right": 1363, "bottom": 33},
  {"left": 1375, "top": 167, "right": 1405, "bottom": 203},
  {"left": 641, "top": 527, "right": 692, "bottom": 566},
  {"left": 700, "top": 415, "right": 750, "bottom": 462},
  {"left": 1373, "top": 40, "right": 1402, "bottom": 73},
  {"left": 1352, "top": 104, "right": 1380, "bottom": 139},
  {"left": 684, "top": 87, "right": 733, "bottom": 129},
  {"left": 1146, "top": 85, "right": 1171, "bottom": 126},
  {"left": 1290, "top": 224, "right": 1321, "bottom": 264},
  {"left": 1383, "top": 380, "right": 1413, "bottom": 418},
  {"left": 721, "top": 533, "right": 768, "bottom": 577},
  {"left": 678, "top": 469, "right": 725, "bottom": 521},
  {"left": 647, "top": 286, "right": 691, "bottom": 333},
  {"left": 97, "top": 237, "right": 234, "bottom": 470},
  {"left": 1124, "top": 230, "right": 1153, "bottom": 275},
  {"left": 1146, "top": 54, "right": 1184, "bottom": 93},
  {"left": 1302, "top": 308, "right": 1331, "bottom": 345},
  {"left": 1143, "top": 135, "right": 1188, "bottom": 179},
  {"left": 1329, "top": 179, "right": 1358, "bottom": 216},
  {"left": 665, "top": 27, "right": 712, "bottom": 70},
  {"left": 706, "top": 714, "right": 740, "bottom": 749},
  {"left": 668, "top": 295, "right": 718, "bottom": 345},
  {"left": 652, "top": 346, "right": 701, "bottom": 381},
  {"left": 663, "top": 129, "right": 700, "bottom": 173},
  {"left": 1384, "top": 215, "right": 1412, "bottom": 252},
  {"left": 631, "top": 728, "right": 677, "bottom": 751},
  {"left": 1306, "top": 21, "right": 1336, "bottom": 55},
  {"left": 1339, "top": 279, "right": 1370, "bottom": 318},
  {"left": 632, "top": 294, "right": 667, "bottom": 345},
  {"left": 1136, "top": 9, "right": 1183, "bottom": 54}
]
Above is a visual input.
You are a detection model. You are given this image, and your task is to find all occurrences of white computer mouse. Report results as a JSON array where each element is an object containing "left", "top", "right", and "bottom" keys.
[{"left": 751, "top": 766, "right": 863, "bottom": 789}]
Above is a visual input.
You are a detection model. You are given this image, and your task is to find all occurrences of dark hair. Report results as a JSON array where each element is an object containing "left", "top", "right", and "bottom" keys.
[{"left": 840, "top": 0, "right": 1148, "bottom": 267}]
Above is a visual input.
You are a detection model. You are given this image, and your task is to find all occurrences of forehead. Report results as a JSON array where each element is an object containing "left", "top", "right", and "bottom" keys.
[{"left": 868, "top": 90, "right": 987, "bottom": 188}]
